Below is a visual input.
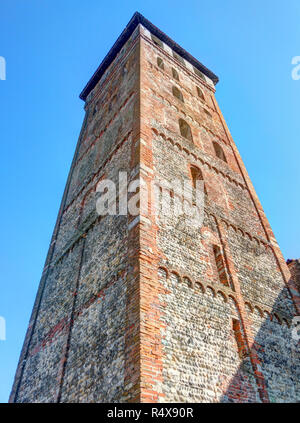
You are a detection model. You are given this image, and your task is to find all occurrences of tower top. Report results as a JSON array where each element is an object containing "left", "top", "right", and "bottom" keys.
[{"left": 79, "top": 11, "right": 219, "bottom": 101}]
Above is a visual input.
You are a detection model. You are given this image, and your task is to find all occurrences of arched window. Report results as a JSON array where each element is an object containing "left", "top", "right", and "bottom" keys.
[
  {"left": 172, "top": 86, "right": 184, "bottom": 102},
  {"left": 172, "top": 68, "right": 179, "bottom": 81},
  {"left": 179, "top": 119, "right": 193, "bottom": 141},
  {"left": 196, "top": 86, "right": 205, "bottom": 100},
  {"left": 157, "top": 57, "right": 164, "bottom": 70},
  {"left": 212, "top": 141, "right": 227, "bottom": 162},
  {"left": 190, "top": 165, "right": 207, "bottom": 195},
  {"left": 109, "top": 94, "right": 117, "bottom": 112}
]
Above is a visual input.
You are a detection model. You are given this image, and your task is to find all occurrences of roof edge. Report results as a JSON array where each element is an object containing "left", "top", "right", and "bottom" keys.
[{"left": 79, "top": 12, "right": 219, "bottom": 101}]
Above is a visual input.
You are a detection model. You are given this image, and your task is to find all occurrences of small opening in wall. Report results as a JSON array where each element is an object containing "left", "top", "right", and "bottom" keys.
[
  {"left": 193, "top": 66, "right": 205, "bottom": 80},
  {"left": 196, "top": 86, "right": 205, "bottom": 100},
  {"left": 157, "top": 57, "right": 164, "bottom": 70},
  {"left": 172, "top": 68, "right": 179, "bottom": 81},
  {"left": 172, "top": 86, "right": 184, "bottom": 102},
  {"left": 179, "top": 118, "right": 193, "bottom": 142},
  {"left": 213, "top": 141, "right": 227, "bottom": 163},
  {"left": 190, "top": 165, "right": 207, "bottom": 196},
  {"left": 203, "top": 108, "right": 212, "bottom": 119},
  {"left": 173, "top": 51, "right": 185, "bottom": 66},
  {"left": 151, "top": 34, "right": 164, "bottom": 49},
  {"left": 109, "top": 94, "right": 117, "bottom": 112}
]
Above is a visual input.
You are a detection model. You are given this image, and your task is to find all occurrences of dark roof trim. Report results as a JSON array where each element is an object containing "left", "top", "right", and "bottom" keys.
[{"left": 79, "top": 12, "right": 219, "bottom": 101}]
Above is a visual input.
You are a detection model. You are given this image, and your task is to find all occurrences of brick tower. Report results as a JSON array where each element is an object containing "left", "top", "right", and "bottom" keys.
[{"left": 10, "top": 12, "right": 300, "bottom": 403}]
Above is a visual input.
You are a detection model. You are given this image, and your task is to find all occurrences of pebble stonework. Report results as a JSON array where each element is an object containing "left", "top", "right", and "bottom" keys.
[{"left": 10, "top": 12, "right": 300, "bottom": 403}]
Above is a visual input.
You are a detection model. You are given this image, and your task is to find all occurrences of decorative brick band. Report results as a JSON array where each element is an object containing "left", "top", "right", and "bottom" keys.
[
  {"left": 157, "top": 265, "right": 291, "bottom": 326},
  {"left": 149, "top": 90, "right": 228, "bottom": 146}
]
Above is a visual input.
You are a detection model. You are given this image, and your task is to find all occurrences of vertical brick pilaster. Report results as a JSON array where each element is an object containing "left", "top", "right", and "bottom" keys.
[
  {"left": 138, "top": 34, "right": 165, "bottom": 403},
  {"left": 123, "top": 32, "right": 142, "bottom": 402}
]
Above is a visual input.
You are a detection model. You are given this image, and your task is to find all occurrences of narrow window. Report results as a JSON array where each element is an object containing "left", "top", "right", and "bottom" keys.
[
  {"left": 190, "top": 165, "right": 207, "bottom": 195},
  {"left": 82, "top": 108, "right": 90, "bottom": 132},
  {"left": 172, "top": 68, "right": 179, "bottom": 81},
  {"left": 193, "top": 66, "right": 205, "bottom": 80},
  {"left": 179, "top": 118, "right": 193, "bottom": 141},
  {"left": 213, "top": 245, "right": 229, "bottom": 287},
  {"left": 232, "top": 319, "right": 247, "bottom": 359},
  {"left": 157, "top": 57, "right": 164, "bottom": 70},
  {"left": 196, "top": 86, "right": 205, "bottom": 100},
  {"left": 172, "top": 86, "right": 184, "bottom": 102},
  {"left": 109, "top": 94, "right": 117, "bottom": 112},
  {"left": 173, "top": 51, "right": 185, "bottom": 66},
  {"left": 151, "top": 34, "right": 163, "bottom": 49},
  {"left": 203, "top": 108, "right": 212, "bottom": 119},
  {"left": 123, "top": 59, "right": 130, "bottom": 75},
  {"left": 213, "top": 141, "right": 227, "bottom": 162}
]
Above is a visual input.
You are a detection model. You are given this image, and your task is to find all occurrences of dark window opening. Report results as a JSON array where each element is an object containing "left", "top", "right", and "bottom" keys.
[
  {"left": 173, "top": 51, "right": 185, "bottom": 66},
  {"left": 172, "top": 68, "right": 179, "bottom": 81},
  {"left": 179, "top": 118, "right": 193, "bottom": 141},
  {"left": 203, "top": 108, "right": 212, "bottom": 118},
  {"left": 157, "top": 57, "right": 164, "bottom": 70},
  {"left": 193, "top": 66, "right": 205, "bottom": 80},
  {"left": 172, "top": 86, "right": 184, "bottom": 102},
  {"left": 196, "top": 86, "right": 205, "bottom": 100},
  {"left": 190, "top": 165, "right": 207, "bottom": 196},
  {"left": 213, "top": 141, "right": 227, "bottom": 162},
  {"left": 151, "top": 34, "right": 164, "bottom": 49}
]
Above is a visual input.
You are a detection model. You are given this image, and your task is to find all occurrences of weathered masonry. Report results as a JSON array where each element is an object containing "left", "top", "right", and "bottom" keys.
[{"left": 10, "top": 12, "right": 300, "bottom": 403}]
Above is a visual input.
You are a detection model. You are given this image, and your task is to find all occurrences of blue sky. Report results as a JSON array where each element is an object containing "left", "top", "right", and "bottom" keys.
[{"left": 0, "top": 0, "right": 299, "bottom": 403}]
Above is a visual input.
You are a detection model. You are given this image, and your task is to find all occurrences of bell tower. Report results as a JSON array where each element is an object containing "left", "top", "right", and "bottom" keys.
[{"left": 10, "top": 12, "right": 300, "bottom": 403}]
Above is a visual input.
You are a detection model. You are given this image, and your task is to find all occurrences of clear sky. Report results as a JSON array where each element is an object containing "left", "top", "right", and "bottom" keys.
[{"left": 0, "top": 0, "right": 299, "bottom": 403}]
